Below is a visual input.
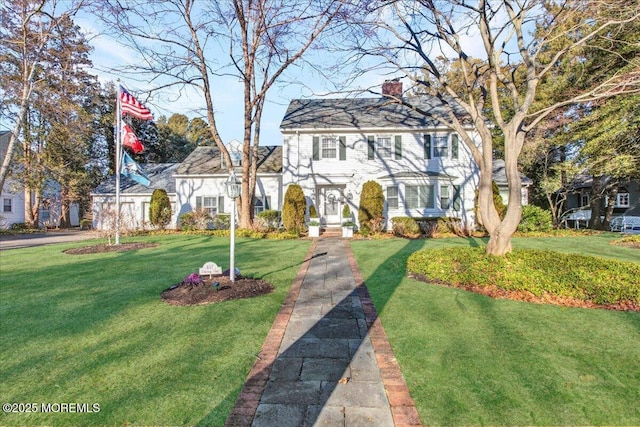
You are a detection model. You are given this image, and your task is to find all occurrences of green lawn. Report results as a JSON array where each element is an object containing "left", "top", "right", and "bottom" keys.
[
  {"left": 0, "top": 234, "right": 311, "bottom": 426},
  {"left": 351, "top": 234, "right": 640, "bottom": 426}
]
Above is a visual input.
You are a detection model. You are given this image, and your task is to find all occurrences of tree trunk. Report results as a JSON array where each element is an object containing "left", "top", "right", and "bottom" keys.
[
  {"left": 589, "top": 176, "right": 604, "bottom": 229},
  {"left": 603, "top": 184, "right": 618, "bottom": 230},
  {"left": 486, "top": 226, "right": 513, "bottom": 256}
]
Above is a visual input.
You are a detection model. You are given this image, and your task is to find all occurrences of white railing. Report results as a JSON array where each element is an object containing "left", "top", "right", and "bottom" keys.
[{"left": 610, "top": 216, "right": 640, "bottom": 234}]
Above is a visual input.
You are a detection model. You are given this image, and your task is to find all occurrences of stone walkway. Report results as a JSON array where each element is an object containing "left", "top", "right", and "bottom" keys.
[{"left": 225, "top": 237, "right": 421, "bottom": 426}]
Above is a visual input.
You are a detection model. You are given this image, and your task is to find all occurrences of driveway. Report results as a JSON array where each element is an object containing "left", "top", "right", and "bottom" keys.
[{"left": 0, "top": 229, "right": 99, "bottom": 251}]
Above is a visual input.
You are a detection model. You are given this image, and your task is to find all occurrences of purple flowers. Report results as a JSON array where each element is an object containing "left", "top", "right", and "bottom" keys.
[{"left": 182, "top": 273, "right": 204, "bottom": 287}]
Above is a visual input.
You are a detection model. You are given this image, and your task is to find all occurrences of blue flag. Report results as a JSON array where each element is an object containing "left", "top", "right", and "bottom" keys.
[{"left": 121, "top": 151, "right": 151, "bottom": 186}]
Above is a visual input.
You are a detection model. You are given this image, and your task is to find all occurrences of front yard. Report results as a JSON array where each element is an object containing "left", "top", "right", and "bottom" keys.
[{"left": 0, "top": 232, "right": 638, "bottom": 425}]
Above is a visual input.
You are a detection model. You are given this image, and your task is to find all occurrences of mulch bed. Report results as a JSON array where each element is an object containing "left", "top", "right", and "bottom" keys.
[
  {"left": 161, "top": 275, "right": 274, "bottom": 306},
  {"left": 64, "top": 242, "right": 159, "bottom": 254}
]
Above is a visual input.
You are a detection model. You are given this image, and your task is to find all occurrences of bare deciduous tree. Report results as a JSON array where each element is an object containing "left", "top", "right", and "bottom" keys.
[
  {"left": 0, "top": 0, "right": 87, "bottom": 192},
  {"left": 98, "top": 0, "right": 352, "bottom": 228},
  {"left": 354, "top": 0, "right": 640, "bottom": 255}
]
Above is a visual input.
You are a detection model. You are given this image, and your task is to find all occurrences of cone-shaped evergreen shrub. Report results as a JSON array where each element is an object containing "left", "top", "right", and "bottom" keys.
[
  {"left": 358, "top": 181, "right": 384, "bottom": 234},
  {"left": 282, "top": 184, "right": 306, "bottom": 233},
  {"left": 150, "top": 189, "right": 172, "bottom": 229},
  {"left": 309, "top": 204, "right": 318, "bottom": 218}
]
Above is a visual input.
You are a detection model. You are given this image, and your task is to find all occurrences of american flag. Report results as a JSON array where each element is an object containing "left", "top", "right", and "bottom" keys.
[{"left": 119, "top": 85, "right": 153, "bottom": 120}]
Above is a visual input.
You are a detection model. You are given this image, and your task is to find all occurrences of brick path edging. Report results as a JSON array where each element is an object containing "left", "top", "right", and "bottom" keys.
[
  {"left": 225, "top": 241, "right": 317, "bottom": 426},
  {"left": 344, "top": 240, "right": 423, "bottom": 427}
]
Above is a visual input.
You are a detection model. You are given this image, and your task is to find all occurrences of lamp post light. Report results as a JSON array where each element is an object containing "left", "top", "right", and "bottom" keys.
[{"left": 225, "top": 171, "right": 241, "bottom": 282}]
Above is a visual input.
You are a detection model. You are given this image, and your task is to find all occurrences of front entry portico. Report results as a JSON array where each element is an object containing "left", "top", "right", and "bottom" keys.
[{"left": 316, "top": 185, "right": 345, "bottom": 227}]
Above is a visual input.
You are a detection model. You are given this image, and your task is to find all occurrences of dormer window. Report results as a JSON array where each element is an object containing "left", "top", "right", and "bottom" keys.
[{"left": 222, "top": 150, "right": 242, "bottom": 168}]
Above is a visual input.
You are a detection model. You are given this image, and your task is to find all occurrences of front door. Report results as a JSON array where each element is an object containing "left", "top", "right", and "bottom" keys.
[{"left": 319, "top": 186, "right": 342, "bottom": 226}]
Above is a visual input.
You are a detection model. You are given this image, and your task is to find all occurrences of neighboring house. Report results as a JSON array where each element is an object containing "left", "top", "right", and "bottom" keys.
[
  {"left": 280, "top": 84, "right": 527, "bottom": 229},
  {"left": 0, "top": 131, "right": 26, "bottom": 228},
  {"left": 173, "top": 141, "right": 282, "bottom": 224},
  {"left": 0, "top": 130, "right": 79, "bottom": 229},
  {"left": 92, "top": 163, "right": 180, "bottom": 230},
  {"left": 91, "top": 141, "right": 282, "bottom": 230},
  {"left": 561, "top": 174, "right": 640, "bottom": 230},
  {"left": 492, "top": 159, "right": 532, "bottom": 206}
]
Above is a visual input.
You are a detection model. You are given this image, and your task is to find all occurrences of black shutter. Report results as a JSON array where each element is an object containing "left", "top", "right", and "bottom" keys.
[
  {"left": 451, "top": 134, "right": 459, "bottom": 159},
  {"left": 313, "top": 136, "right": 320, "bottom": 160},
  {"left": 339, "top": 136, "right": 346, "bottom": 161},
  {"left": 195, "top": 196, "right": 202, "bottom": 210},
  {"left": 394, "top": 135, "right": 402, "bottom": 160},
  {"left": 367, "top": 135, "right": 375, "bottom": 160},
  {"left": 453, "top": 185, "right": 461, "bottom": 211},
  {"left": 424, "top": 134, "right": 431, "bottom": 159}
]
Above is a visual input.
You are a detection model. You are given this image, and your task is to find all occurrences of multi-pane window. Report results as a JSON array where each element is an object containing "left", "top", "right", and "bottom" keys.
[
  {"left": 616, "top": 193, "right": 630, "bottom": 207},
  {"left": 433, "top": 136, "right": 448, "bottom": 157},
  {"left": 581, "top": 193, "right": 590, "bottom": 207},
  {"left": 386, "top": 186, "right": 399, "bottom": 209},
  {"left": 377, "top": 137, "right": 392, "bottom": 159},
  {"left": 321, "top": 137, "right": 337, "bottom": 159},
  {"left": 254, "top": 196, "right": 272, "bottom": 215},
  {"left": 405, "top": 185, "right": 435, "bottom": 209},
  {"left": 440, "top": 185, "right": 451, "bottom": 209},
  {"left": 196, "top": 196, "right": 224, "bottom": 216},
  {"left": 2, "top": 197, "right": 12, "bottom": 213}
]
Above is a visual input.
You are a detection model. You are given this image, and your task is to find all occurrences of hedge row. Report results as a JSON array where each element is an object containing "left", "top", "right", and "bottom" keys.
[{"left": 407, "top": 247, "right": 640, "bottom": 306}]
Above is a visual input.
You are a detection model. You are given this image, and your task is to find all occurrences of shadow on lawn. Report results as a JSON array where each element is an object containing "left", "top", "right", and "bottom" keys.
[{"left": 213, "top": 237, "right": 427, "bottom": 426}]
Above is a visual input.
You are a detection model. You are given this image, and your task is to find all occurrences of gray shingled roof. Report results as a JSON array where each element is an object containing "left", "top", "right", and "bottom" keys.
[
  {"left": 280, "top": 97, "right": 466, "bottom": 130},
  {"left": 93, "top": 163, "right": 179, "bottom": 194},
  {"left": 492, "top": 159, "right": 533, "bottom": 186},
  {"left": 174, "top": 145, "right": 282, "bottom": 175}
]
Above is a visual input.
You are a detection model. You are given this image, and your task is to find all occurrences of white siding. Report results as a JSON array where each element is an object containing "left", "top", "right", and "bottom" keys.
[{"left": 283, "top": 129, "right": 480, "bottom": 228}]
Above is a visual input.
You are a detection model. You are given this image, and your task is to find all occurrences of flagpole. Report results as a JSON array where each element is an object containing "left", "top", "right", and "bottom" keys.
[{"left": 115, "top": 84, "right": 122, "bottom": 245}]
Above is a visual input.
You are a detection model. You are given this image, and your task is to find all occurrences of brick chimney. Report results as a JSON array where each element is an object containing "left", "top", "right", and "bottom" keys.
[{"left": 382, "top": 79, "right": 402, "bottom": 96}]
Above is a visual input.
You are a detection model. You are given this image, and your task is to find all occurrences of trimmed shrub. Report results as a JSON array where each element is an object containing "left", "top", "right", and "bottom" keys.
[
  {"left": 179, "top": 209, "right": 212, "bottom": 230},
  {"left": 407, "top": 247, "right": 640, "bottom": 306},
  {"left": 358, "top": 181, "right": 384, "bottom": 235},
  {"left": 309, "top": 204, "right": 318, "bottom": 218},
  {"left": 391, "top": 217, "right": 421, "bottom": 238},
  {"left": 255, "top": 209, "right": 281, "bottom": 231},
  {"left": 282, "top": 184, "right": 306, "bottom": 233},
  {"left": 149, "top": 189, "right": 172, "bottom": 230},
  {"left": 518, "top": 205, "right": 553, "bottom": 233}
]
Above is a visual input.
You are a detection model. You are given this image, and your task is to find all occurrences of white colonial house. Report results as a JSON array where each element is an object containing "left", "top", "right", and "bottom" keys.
[{"left": 280, "top": 93, "right": 484, "bottom": 229}]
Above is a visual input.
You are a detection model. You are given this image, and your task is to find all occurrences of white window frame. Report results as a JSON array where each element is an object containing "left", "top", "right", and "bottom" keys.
[
  {"left": 405, "top": 185, "right": 435, "bottom": 209},
  {"left": 254, "top": 195, "right": 272, "bottom": 215},
  {"left": 203, "top": 196, "right": 222, "bottom": 216},
  {"left": 377, "top": 136, "right": 392, "bottom": 159},
  {"left": 440, "top": 185, "right": 451, "bottom": 209},
  {"left": 616, "top": 193, "right": 630, "bottom": 208},
  {"left": 321, "top": 137, "right": 337, "bottom": 159},
  {"left": 2, "top": 197, "right": 13, "bottom": 213},
  {"left": 581, "top": 193, "right": 590, "bottom": 207},
  {"left": 386, "top": 186, "right": 399, "bottom": 209},
  {"left": 433, "top": 135, "right": 449, "bottom": 158}
]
